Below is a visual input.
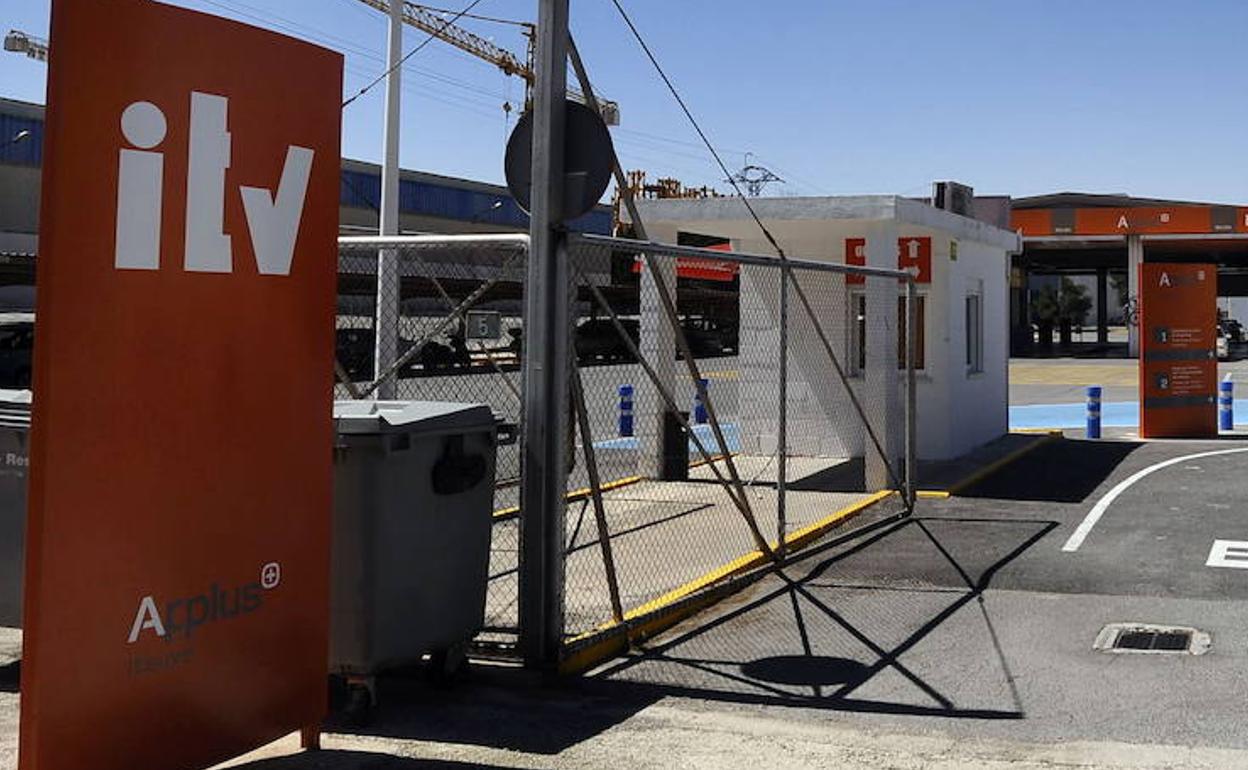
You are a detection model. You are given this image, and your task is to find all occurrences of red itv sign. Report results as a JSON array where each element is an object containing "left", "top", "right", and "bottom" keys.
[
  {"left": 21, "top": 1, "right": 341, "bottom": 768},
  {"left": 1138, "top": 263, "right": 1217, "bottom": 438}
]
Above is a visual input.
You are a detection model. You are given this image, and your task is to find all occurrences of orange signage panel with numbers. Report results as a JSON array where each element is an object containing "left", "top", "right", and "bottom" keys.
[
  {"left": 1138, "top": 263, "right": 1217, "bottom": 438},
  {"left": 21, "top": 1, "right": 341, "bottom": 768}
]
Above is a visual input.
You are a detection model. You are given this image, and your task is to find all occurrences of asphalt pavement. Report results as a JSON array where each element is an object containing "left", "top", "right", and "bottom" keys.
[
  {"left": 7, "top": 363, "right": 1248, "bottom": 768},
  {"left": 209, "top": 436, "right": 1248, "bottom": 767},
  {"left": 597, "top": 436, "right": 1248, "bottom": 756}
]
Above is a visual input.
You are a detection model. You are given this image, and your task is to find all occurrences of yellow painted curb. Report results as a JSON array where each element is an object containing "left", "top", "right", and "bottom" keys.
[
  {"left": 492, "top": 474, "right": 644, "bottom": 521},
  {"left": 491, "top": 453, "right": 735, "bottom": 521},
  {"left": 558, "top": 488, "right": 897, "bottom": 675},
  {"left": 916, "top": 431, "right": 1062, "bottom": 498}
]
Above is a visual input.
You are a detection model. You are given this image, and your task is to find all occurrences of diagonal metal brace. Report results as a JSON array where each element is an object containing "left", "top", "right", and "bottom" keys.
[{"left": 567, "top": 36, "right": 775, "bottom": 563}]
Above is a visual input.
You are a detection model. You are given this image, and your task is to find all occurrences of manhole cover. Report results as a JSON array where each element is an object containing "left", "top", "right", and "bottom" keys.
[{"left": 1094, "top": 623, "right": 1210, "bottom": 655}]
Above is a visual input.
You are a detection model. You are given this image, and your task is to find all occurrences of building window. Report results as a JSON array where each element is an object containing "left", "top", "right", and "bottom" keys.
[
  {"left": 966, "top": 293, "right": 984, "bottom": 374},
  {"left": 850, "top": 293, "right": 926, "bottom": 374},
  {"left": 898, "top": 295, "right": 926, "bottom": 370},
  {"left": 851, "top": 293, "right": 866, "bottom": 374}
]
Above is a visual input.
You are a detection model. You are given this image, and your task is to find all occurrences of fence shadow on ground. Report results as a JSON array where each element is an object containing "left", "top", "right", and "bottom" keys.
[
  {"left": 686, "top": 457, "right": 871, "bottom": 494},
  {"left": 0, "top": 661, "right": 16, "bottom": 693},
  {"left": 322, "top": 673, "right": 659, "bottom": 757},
  {"left": 583, "top": 514, "right": 1058, "bottom": 721},
  {"left": 318, "top": 513, "right": 1054, "bottom": 755},
  {"left": 230, "top": 751, "right": 534, "bottom": 770},
  {"left": 956, "top": 438, "right": 1140, "bottom": 503}
]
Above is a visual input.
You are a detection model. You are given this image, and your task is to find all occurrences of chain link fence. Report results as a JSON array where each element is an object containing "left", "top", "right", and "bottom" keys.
[
  {"left": 336, "top": 235, "right": 528, "bottom": 642},
  {"left": 560, "top": 234, "right": 916, "bottom": 647},
  {"left": 335, "top": 233, "right": 915, "bottom": 658}
]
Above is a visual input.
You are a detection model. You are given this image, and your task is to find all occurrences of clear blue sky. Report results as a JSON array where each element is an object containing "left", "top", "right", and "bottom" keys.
[{"left": 3, "top": 0, "right": 1247, "bottom": 203}]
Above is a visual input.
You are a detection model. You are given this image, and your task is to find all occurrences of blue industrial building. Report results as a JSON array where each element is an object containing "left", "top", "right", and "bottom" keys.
[{"left": 0, "top": 95, "right": 611, "bottom": 259}]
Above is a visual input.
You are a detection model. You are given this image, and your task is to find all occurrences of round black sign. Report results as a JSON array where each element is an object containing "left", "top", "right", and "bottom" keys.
[{"left": 504, "top": 99, "right": 614, "bottom": 221}]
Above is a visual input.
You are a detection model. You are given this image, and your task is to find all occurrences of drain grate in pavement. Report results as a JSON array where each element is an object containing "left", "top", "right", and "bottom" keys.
[
  {"left": 1115, "top": 629, "right": 1189, "bottom": 651},
  {"left": 1093, "top": 623, "right": 1211, "bottom": 655}
]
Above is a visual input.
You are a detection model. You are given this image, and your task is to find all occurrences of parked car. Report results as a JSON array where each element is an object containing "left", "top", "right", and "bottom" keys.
[
  {"left": 575, "top": 318, "right": 639, "bottom": 363},
  {"left": 336, "top": 327, "right": 374, "bottom": 381},
  {"left": 505, "top": 325, "right": 523, "bottom": 358},
  {"left": 335, "top": 326, "right": 471, "bottom": 381},
  {"left": 678, "top": 316, "right": 736, "bottom": 359},
  {"left": 1217, "top": 328, "right": 1230, "bottom": 359},
  {"left": 1219, "top": 318, "right": 1243, "bottom": 343},
  {"left": 0, "top": 313, "right": 35, "bottom": 389}
]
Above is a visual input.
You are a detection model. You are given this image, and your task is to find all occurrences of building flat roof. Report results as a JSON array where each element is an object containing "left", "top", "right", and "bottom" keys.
[
  {"left": 636, "top": 194, "right": 1022, "bottom": 252},
  {"left": 1012, "top": 192, "right": 1241, "bottom": 209}
]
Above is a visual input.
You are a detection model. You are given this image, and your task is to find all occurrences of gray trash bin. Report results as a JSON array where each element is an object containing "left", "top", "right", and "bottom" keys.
[
  {"left": 0, "top": 390, "right": 31, "bottom": 629},
  {"left": 330, "top": 400, "right": 497, "bottom": 690}
]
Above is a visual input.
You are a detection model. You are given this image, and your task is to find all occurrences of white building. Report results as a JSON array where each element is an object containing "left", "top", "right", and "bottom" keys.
[{"left": 637, "top": 195, "right": 1021, "bottom": 471}]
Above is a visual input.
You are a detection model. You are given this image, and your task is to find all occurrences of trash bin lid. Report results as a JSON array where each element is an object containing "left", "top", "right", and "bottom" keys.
[
  {"left": 0, "top": 389, "right": 31, "bottom": 427},
  {"left": 334, "top": 400, "right": 495, "bottom": 435},
  {"left": 0, "top": 389, "right": 31, "bottom": 406}
]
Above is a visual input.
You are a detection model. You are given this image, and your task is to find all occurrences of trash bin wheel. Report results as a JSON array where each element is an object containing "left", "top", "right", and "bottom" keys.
[
  {"left": 427, "top": 643, "right": 469, "bottom": 686},
  {"left": 338, "top": 677, "right": 375, "bottom": 727}
]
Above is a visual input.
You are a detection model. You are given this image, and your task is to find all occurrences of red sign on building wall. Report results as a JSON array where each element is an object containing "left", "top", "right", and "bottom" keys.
[
  {"left": 845, "top": 237, "right": 867, "bottom": 284},
  {"left": 21, "top": 1, "right": 342, "bottom": 768},
  {"left": 843, "top": 237, "right": 931, "bottom": 285},
  {"left": 897, "top": 236, "right": 931, "bottom": 282},
  {"left": 1139, "top": 263, "right": 1217, "bottom": 438}
]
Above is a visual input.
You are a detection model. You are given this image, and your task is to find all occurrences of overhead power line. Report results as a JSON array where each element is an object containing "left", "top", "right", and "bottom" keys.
[
  {"left": 606, "top": 0, "right": 787, "bottom": 258},
  {"left": 201, "top": 0, "right": 512, "bottom": 105},
  {"left": 607, "top": 0, "right": 906, "bottom": 492},
  {"left": 343, "top": 0, "right": 488, "bottom": 108},
  {"left": 412, "top": 4, "right": 533, "bottom": 27}
]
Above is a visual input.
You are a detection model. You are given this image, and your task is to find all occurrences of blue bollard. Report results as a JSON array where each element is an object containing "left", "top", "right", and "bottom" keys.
[
  {"left": 618, "top": 384, "right": 634, "bottom": 437},
  {"left": 1220, "top": 379, "right": 1234, "bottom": 432},
  {"left": 693, "top": 378, "right": 709, "bottom": 424},
  {"left": 1086, "top": 385, "right": 1102, "bottom": 439}
]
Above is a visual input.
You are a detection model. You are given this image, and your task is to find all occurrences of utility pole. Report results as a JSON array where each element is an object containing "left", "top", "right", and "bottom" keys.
[
  {"left": 518, "top": 0, "right": 570, "bottom": 670},
  {"left": 727, "top": 154, "right": 784, "bottom": 197},
  {"left": 373, "top": 0, "right": 404, "bottom": 398}
]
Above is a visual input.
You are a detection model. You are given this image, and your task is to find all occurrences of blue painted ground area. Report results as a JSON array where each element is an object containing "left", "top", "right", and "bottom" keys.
[
  {"left": 595, "top": 422, "right": 741, "bottom": 453},
  {"left": 1009, "top": 399, "right": 1248, "bottom": 430}
]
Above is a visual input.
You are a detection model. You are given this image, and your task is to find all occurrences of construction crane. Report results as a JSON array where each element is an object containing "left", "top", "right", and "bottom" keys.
[
  {"left": 356, "top": 0, "right": 619, "bottom": 125},
  {"left": 3, "top": 30, "right": 49, "bottom": 62}
]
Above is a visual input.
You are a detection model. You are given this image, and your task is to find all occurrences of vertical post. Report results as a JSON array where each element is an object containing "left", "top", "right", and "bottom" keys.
[
  {"left": 1096, "top": 267, "right": 1109, "bottom": 345},
  {"left": 905, "top": 280, "right": 917, "bottom": 510},
  {"left": 865, "top": 224, "right": 901, "bottom": 491},
  {"left": 618, "top": 384, "right": 634, "bottom": 437},
  {"left": 372, "top": 0, "right": 403, "bottom": 399},
  {"left": 519, "top": 0, "right": 570, "bottom": 671},
  {"left": 639, "top": 258, "right": 677, "bottom": 477},
  {"left": 1017, "top": 266, "right": 1031, "bottom": 356},
  {"left": 1220, "top": 378, "right": 1234, "bottom": 432},
  {"left": 1086, "top": 385, "right": 1102, "bottom": 439},
  {"left": 776, "top": 264, "right": 789, "bottom": 554},
  {"left": 1127, "top": 235, "right": 1143, "bottom": 358}
]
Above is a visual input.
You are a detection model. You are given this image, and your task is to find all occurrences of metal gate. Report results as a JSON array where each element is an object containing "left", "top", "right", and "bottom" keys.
[{"left": 335, "top": 233, "right": 916, "bottom": 661}]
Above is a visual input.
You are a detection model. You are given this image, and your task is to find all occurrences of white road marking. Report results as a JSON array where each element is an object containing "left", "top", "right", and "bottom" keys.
[
  {"left": 1062, "top": 447, "right": 1248, "bottom": 553},
  {"left": 1206, "top": 540, "right": 1248, "bottom": 569}
]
